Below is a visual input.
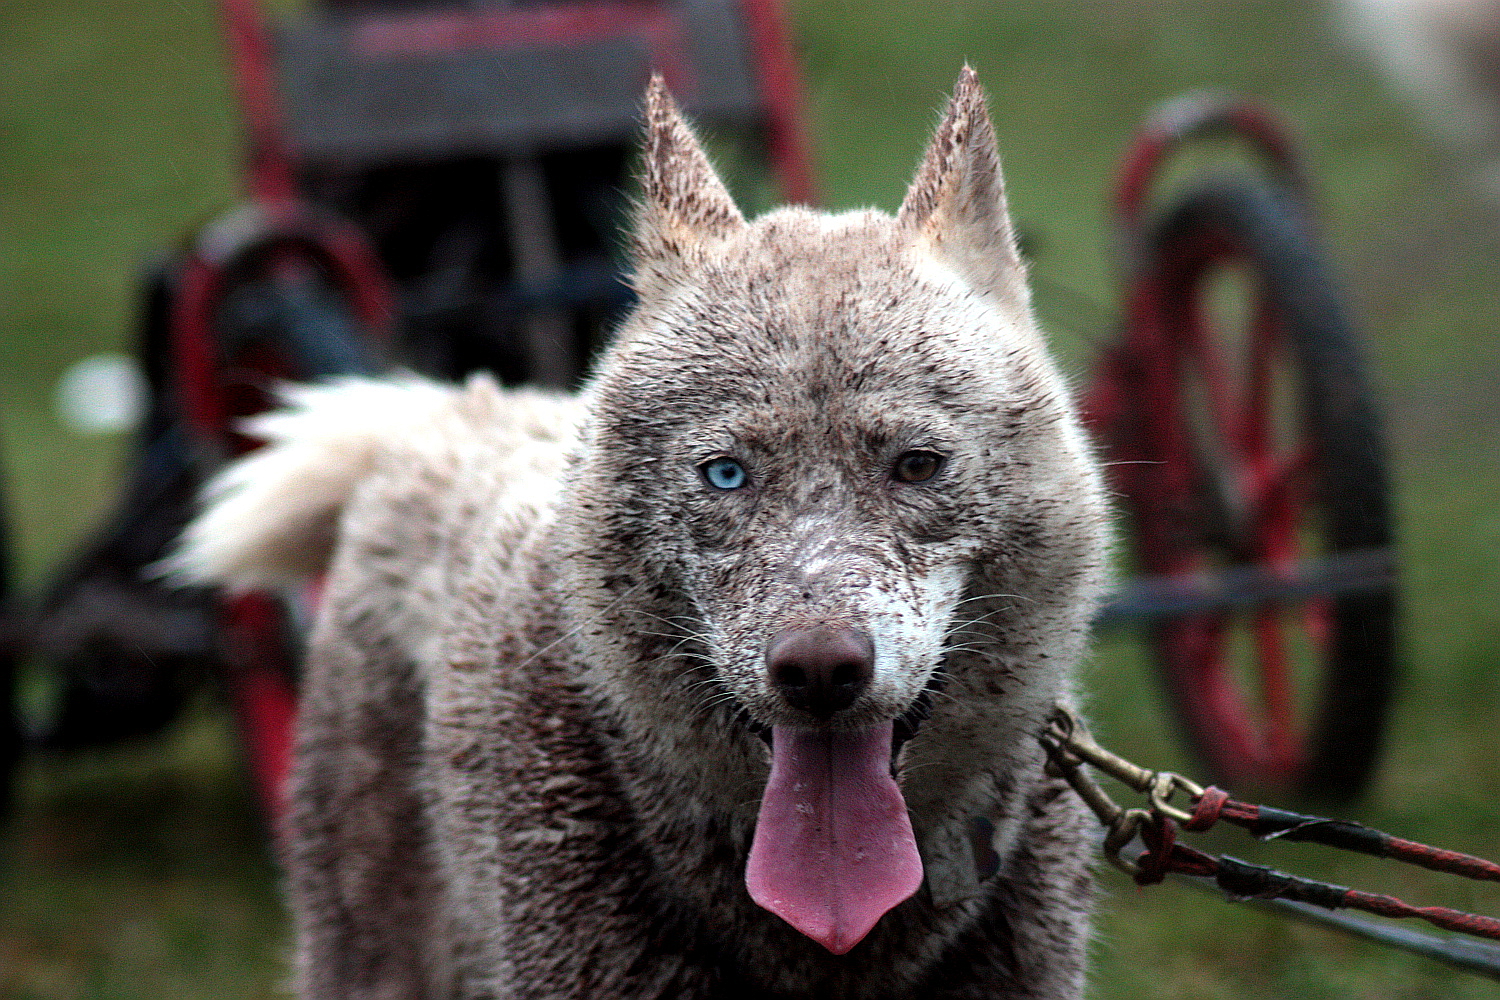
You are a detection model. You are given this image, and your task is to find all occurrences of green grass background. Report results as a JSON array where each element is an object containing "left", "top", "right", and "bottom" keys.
[{"left": 3, "top": 1, "right": 1500, "bottom": 997}]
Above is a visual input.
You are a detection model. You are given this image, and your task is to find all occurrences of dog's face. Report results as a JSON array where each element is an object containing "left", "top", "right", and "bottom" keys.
[
  {"left": 594, "top": 223, "right": 1080, "bottom": 732},
  {"left": 574, "top": 70, "right": 1102, "bottom": 733},
  {"left": 559, "top": 69, "right": 1106, "bottom": 954}
]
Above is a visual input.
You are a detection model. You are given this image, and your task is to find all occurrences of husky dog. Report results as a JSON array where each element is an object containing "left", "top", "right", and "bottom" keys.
[{"left": 177, "top": 67, "right": 1109, "bottom": 999}]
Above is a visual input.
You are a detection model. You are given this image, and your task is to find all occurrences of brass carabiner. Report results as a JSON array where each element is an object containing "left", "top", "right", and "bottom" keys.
[{"left": 1147, "top": 771, "right": 1204, "bottom": 825}]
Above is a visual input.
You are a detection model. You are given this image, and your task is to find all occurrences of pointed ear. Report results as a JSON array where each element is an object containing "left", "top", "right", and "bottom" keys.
[
  {"left": 631, "top": 75, "right": 745, "bottom": 293},
  {"left": 898, "top": 67, "right": 1029, "bottom": 309}
]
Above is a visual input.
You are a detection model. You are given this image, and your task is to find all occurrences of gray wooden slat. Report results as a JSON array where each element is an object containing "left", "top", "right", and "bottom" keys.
[{"left": 273, "top": 2, "right": 762, "bottom": 166}]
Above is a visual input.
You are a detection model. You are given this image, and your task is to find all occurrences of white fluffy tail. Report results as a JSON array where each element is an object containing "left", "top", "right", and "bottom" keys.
[{"left": 167, "top": 378, "right": 458, "bottom": 592}]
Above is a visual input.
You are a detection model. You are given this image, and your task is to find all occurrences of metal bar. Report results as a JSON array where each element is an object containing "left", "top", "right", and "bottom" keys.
[
  {"left": 740, "top": 0, "right": 818, "bottom": 204},
  {"left": 349, "top": 2, "right": 681, "bottom": 58},
  {"left": 218, "top": 0, "right": 296, "bottom": 201},
  {"left": 499, "top": 159, "right": 575, "bottom": 390},
  {"left": 1093, "top": 546, "right": 1394, "bottom": 628},
  {"left": 1246, "top": 897, "right": 1500, "bottom": 982}
]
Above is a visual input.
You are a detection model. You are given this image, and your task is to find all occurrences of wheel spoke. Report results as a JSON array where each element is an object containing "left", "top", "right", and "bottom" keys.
[
  {"left": 1253, "top": 610, "right": 1300, "bottom": 774},
  {"left": 1249, "top": 444, "right": 1316, "bottom": 568},
  {"left": 1239, "top": 291, "right": 1279, "bottom": 459},
  {"left": 1179, "top": 272, "right": 1306, "bottom": 780},
  {"left": 1172, "top": 614, "right": 1270, "bottom": 781},
  {"left": 1182, "top": 304, "right": 1240, "bottom": 455},
  {"left": 1259, "top": 444, "right": 1316, "bottom": 506},
  {"left": 1303, "top": 595, "right": 1333, "bottom": 652}
]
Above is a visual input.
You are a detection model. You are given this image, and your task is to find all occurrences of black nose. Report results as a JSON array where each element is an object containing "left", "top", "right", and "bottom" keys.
[{"left": 766, "top": 626, "right": 875, "bottom": 720}]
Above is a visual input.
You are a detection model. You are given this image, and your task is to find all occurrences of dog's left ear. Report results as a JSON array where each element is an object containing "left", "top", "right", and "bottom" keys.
[
  {"left": 898, "top": 66, "right": 1029, "bottom": 310},
  {"left": 631, "top": 75, "right": 745, "bottom": 295}
]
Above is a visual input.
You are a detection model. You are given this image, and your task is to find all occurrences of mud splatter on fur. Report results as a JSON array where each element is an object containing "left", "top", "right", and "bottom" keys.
[{"left": 179, "top": 68, "right": 1110, "bottom": 999}]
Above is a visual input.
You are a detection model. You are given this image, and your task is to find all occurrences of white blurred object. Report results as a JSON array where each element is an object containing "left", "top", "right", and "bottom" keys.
[
  {"left": 1341, "top": 0, "right": 1500, "bottom": 200},
  {"left": 54, "top": 353, "right": 147, "bottom": 434}
]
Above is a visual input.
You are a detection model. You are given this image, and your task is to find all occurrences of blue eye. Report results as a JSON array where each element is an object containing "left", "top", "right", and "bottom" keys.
[{"left": 700, "top": 456, "right": 747, "bottom": 490}]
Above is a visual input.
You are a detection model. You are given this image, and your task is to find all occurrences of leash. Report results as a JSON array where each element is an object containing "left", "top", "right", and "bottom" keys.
[{"left": 1039, "top": 705, "right": 1500, "bottom": 980}]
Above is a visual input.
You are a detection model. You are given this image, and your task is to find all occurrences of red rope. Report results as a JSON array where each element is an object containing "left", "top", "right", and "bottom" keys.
[
  {"left": 1344, "top": 890, "right": 1500, "bottom": 940},
  {"left": 1183, "top": 786, "right": 1500, "bottom": 884},
  {"left": 1136, "top": 815, "right": 1218, "bottom": 885},
  {"left": 1184, "top": 786, "right": 1231, "bottom": 831},
  {"left": 1132, "top": 813, "right": 1500, "bottom": 943},
  {"left": 1385, "top": 837, "right": 1500, "bottom": 883}
]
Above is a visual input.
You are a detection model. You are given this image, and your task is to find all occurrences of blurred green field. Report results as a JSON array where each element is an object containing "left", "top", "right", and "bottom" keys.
[{"left": 4, "top": 1, "right": 1500, "bottom": 997}]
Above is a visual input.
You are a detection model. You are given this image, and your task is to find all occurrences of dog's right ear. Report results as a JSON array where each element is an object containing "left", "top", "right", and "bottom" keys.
[{"left": 631, "top": 75, "right": 745, "bottom": 295}]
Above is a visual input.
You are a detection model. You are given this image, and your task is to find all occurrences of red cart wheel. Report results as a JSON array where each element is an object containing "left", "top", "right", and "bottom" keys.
[
  {"left": 1117, "top": 178, "right": 1397, "bottom": 799},
  {"left": 171, "top": 203, "right": 391, "bottom": 823}
]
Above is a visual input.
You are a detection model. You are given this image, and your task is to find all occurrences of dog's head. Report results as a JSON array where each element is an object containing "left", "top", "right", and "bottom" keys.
[{"left": 558, "top": 68, "right": 1107, "bottom": 954}]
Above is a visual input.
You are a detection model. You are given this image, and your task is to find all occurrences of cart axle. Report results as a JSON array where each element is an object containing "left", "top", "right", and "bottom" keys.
[{"left": 1094, "top": 547, "right": 1393, "bottom": 628}]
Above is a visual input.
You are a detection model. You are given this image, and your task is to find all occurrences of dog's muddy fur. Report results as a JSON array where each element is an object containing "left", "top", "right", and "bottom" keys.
[{"left": 176, "top": 68, "right": 1109, "bottom": 999}]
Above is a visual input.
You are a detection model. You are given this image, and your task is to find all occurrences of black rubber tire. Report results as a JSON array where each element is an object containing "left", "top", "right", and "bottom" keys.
[
  {"left": 210, "top": 263, "right": 380, "bottom": 449},
  {"left": 207, "top": 260, "right": 384, "bottom": 824},
  {"left": 27, "top": 266, "right": 207, "bottom": 752},
  {"left": 1135, "top": 178, "right": 1399, "bottom": 800}
]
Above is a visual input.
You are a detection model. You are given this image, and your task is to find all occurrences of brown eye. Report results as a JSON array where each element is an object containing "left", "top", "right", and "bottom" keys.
[{"left": 893, "top": 450, "right": 944, "bottom": 484}]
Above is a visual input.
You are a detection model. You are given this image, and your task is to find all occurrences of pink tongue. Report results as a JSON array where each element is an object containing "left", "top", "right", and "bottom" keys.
[{"left": 746, "top": 723, "right": 923, "bottom": 955}]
